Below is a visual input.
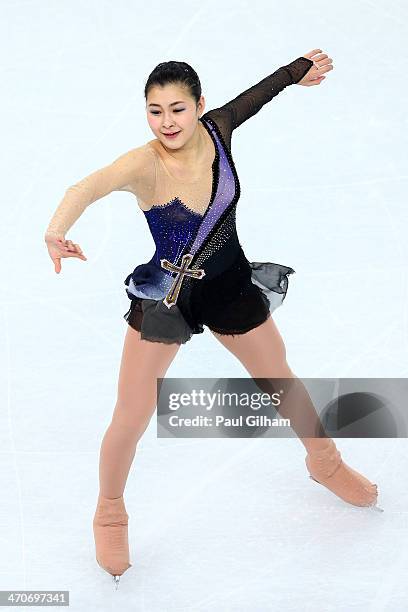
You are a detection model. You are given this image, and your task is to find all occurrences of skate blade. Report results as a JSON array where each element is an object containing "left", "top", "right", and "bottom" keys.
[
  {"left": 96, "top": 558, "right": 126, "bottom": 588},
  {"left": 308, "top": 474, "right": 384, "bottom": 511},
  {"left": 113, "top": 575, "right": 120, "bottom": 590}
]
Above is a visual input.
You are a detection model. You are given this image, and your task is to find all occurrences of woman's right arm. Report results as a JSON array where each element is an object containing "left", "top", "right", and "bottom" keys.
[
  {"left": 45, "top": 145, "right": 155, "bottom": 239},
  {"left": 44, "top": 145, "right": 155, "bottom": 273}
]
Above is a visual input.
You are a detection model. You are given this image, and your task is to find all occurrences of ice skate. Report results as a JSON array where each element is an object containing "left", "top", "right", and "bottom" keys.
[
  {"left": 93, "top": 494, "right": 132, "bottom": 585},
  {"left": 305, "top": 439, "right": 383, "bottom": 510}
]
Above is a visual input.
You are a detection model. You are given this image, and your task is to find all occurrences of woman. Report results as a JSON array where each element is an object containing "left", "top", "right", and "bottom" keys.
[{"left": 44, "top": 49, "right": 380, "bottom": 588}]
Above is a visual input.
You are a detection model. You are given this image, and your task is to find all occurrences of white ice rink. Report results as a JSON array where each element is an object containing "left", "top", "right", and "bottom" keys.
[{"left": 1, "top": 1, "right": 407, "bottom": 610}]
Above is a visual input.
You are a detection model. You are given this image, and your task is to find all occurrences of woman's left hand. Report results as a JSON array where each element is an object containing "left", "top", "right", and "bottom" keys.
[{"left": 297, "top": 49, "right": 334, "bottom": 86}]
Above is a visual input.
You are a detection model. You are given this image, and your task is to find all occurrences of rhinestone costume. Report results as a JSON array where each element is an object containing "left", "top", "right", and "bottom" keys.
[{"left": 46, "top": 56, "right": 314, "bottom": 344}]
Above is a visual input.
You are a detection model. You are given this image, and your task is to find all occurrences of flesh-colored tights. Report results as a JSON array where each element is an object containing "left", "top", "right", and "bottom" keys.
[{"left": 98, "top": 315, "right": 331, "bottom": 499}]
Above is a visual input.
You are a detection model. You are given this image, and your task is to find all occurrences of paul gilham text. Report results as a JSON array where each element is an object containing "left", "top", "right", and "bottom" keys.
[{"left": 167, "top": 415, "right": 290, "bottom": 428}]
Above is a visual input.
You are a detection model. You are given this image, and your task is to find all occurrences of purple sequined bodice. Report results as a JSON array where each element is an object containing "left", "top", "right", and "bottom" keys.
[{"left": 144, "top": 197, "right": 204, "bottom": 268}]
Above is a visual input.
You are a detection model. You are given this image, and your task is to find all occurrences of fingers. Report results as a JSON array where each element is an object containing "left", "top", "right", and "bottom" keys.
[
  {"left": 312, "top": 57, "right": 333, "bottom": 75},
  {"left": 60, "top": 239, "right": 87, "bottom": 260},
  {"left": 57, "top": 238, "right": 77, "bottom": 252},
  {"left": 307, "top": 54, "right": 333, "bottom": 86},
  {"left": 52, "top": 251, "right": 86, "bottom": 273},
  {"left": 318, "top": 57, "right": 333, "bottom": 68},
  {"left": 48, "top": 237, "right": 87, "bottom": 274},
  {"left": 303, "top": 49, "right": 333, "bottom": 70},
  {"left": 54, "top": 257, "right": 61, "bottom": 274},
  {"left": 51, "top": 248, "right": 87, "bottom": 274},
  {"left": 304, "top": 49, "right": 322, "bottom": 60},
  {"left": 314, "top": 61, "right": 333, "bottom": 74},
  {"left": 70, "top": 242, "right": 87, "bottom": 260},
  {"left": 308, "top": 76, "right": 326, "bottom": 86},
  {"left": 65, "top": 239, "right": 77, "bottom": 252}
]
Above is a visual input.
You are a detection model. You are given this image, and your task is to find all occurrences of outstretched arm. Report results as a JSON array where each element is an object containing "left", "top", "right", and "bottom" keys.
[
  {"left": 219, "top": 55, "right": 314, "bottom": 130},
  {"left": 44, "top": 145, "right": 156, "bottom": 273},
  {"left": 45, "top": 146, "right": 155, "bottom": 239},
  {"left": 202, "top": 49, "right": 333, "bottom": 144}
]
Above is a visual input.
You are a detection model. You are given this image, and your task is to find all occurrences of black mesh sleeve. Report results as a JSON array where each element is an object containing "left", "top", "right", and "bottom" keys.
[{"left": 202, "top": 56, "right": 314, "bottom": 149}]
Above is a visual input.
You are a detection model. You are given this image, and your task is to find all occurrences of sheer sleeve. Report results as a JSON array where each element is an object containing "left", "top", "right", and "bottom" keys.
[
  {"left": 202, "top": 56, "right": 314, "bottom": 149},
  {"left": 45, "top": 145, "right": 156, "bottom": 238}
]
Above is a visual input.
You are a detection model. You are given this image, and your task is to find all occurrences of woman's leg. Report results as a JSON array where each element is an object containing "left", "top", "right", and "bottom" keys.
[
  {"left": 98, "top": 325, "right": 181, "bottom": 498},
  {"left": 210, "top": 316, "right": 328, "bottom": 452},
  {"left": 209, "top": 316, "right": 378, "bottom": 507},
  {"left": 93, "top": 326, "right": 182, "bottom": 579}
]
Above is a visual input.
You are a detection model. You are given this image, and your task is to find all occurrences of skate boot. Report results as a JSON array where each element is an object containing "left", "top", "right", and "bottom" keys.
[
  {"left": 93, "top": 494, "right": 132, "bottom": 588},
  {"left": 305, "top": 439, "right": 383, "bottom": 511}
]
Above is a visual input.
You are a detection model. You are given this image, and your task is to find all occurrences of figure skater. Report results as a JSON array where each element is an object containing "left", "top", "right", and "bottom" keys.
[{"left": 44, "top": 49, "right": 381, "bottom": 589}]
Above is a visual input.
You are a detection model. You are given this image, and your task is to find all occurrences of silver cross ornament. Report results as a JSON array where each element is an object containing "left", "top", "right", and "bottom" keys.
[{"left": 160, "top": 253, "right": 205, "bottom": 309}]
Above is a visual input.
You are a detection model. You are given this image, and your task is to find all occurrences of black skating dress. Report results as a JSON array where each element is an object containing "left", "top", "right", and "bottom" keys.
[{"left": 123, "top": 56, "right": 314, "bottom": 343}]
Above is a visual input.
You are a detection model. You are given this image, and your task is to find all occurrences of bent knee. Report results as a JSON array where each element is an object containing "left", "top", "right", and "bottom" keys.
[
  {"left": 112, "top": 397, "right": 157, "bottom": 436},
  {"left": 116, "top": 379, "right": 157, "bottom": 411}
]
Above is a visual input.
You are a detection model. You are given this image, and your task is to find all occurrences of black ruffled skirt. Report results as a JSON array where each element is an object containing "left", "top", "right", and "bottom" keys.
[{"left": 123, "top": 248, "right": 294, "bottom": 345}]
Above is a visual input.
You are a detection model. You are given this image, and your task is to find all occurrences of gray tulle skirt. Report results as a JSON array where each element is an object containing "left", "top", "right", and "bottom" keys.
[{"left": 123, "top": 257, "right": 295, "bottom": 345}]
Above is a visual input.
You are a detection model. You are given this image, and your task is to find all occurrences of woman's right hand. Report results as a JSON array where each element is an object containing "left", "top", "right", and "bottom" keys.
[{"left": 44, "top": 233, "right": 87, "bottom": 274}]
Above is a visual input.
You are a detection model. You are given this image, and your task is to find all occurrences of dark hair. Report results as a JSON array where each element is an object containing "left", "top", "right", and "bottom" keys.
[{"left": 144, "top": 61, "right": 202, "bottom": 106}]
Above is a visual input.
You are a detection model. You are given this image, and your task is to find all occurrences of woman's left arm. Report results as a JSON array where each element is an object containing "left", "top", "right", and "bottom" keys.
[{"left": 205, "top": 49, "right": 333, "bottom": 134}]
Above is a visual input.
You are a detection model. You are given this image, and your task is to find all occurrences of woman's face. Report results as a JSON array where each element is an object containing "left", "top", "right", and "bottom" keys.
[{"left": 146, "top": 83, "right": 205, "bottom": 149}]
